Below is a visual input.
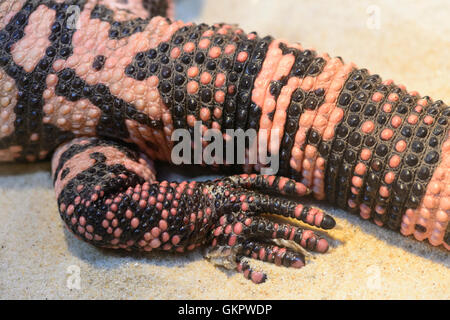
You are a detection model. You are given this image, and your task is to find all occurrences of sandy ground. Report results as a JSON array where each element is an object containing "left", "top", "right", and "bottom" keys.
[{"left": 0, "top": 0, "right": 449, "bottom": 299}]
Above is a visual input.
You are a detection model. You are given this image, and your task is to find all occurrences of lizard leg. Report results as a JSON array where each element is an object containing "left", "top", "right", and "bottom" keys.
[
  {"left": 52, "top": 135, "right": 231, "bottom": 252},
  {"left": 52, "top": 136, "right": 335, "bottom": 282}
]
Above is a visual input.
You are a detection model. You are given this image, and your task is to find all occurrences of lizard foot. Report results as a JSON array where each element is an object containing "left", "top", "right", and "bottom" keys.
[
  {"left": 52, "top": 137, "right": 335, "bottom": 284},
  {"left": 206, "top": 174, "right": 335, "bottom": 284}
]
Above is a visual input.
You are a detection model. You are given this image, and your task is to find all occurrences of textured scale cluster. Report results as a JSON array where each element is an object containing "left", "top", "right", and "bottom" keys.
[
  {"left": 124, "top": 23, "right": 274, "bottom": 134},
  {"left": 327, "top": 70, "right": 449, "bottom": 234},
  {"left": 0, "top": 0, "right": 448, "bottom": 283},
  {"left": 53, "top": 137, "right": 334, "bottom": 284}
]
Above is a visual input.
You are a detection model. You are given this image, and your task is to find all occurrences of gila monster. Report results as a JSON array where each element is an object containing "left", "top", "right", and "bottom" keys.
[{"left": 0, "top": 0, "right": 448, "bottom": 284}]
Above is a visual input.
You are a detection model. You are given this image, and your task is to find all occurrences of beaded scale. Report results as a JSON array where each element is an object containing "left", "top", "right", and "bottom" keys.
[{"left": 0, "top": 0, "right": 448, "bottom": 283}]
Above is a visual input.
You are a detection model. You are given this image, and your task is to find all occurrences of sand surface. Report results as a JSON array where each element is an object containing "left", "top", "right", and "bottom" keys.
[{"left": 0, "top": 0, "right": 449, "bottom": 299}]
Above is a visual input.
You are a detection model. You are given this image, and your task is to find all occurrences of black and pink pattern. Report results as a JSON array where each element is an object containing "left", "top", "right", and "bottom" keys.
[
  {"left": 53, "top": 137, "right": 334, "bottom": 283},
  {"left": 0, "top": 0, "right": 448, "bottom": 283}
]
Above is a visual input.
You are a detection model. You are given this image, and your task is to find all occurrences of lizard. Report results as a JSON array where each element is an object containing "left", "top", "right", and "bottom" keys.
[{"left": 0, "top": 0, "right": 448, "bottom": 284}]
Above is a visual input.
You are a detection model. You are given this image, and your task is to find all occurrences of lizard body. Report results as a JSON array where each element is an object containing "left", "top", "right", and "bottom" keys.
[{"left": 0, "top": 0, "right": 448, "bottom": 283}]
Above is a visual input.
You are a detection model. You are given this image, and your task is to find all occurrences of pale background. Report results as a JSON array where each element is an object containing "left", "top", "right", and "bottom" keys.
[{"left": 0, "top": 0, "right": 449, "bottom": 299}]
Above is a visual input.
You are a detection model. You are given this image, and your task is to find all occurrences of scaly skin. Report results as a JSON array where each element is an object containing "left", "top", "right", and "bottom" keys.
[{"left": 0, "top": 0, "right": 448, "bottom": 283}]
